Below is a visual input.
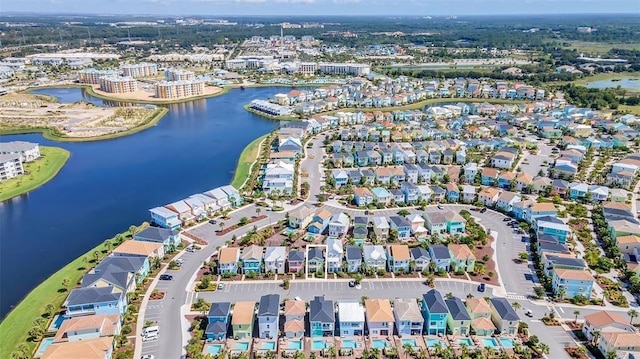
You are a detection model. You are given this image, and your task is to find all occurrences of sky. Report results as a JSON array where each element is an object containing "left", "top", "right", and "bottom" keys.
[{"left": 1, "top": 0, "right": 639, "bottom": 16}]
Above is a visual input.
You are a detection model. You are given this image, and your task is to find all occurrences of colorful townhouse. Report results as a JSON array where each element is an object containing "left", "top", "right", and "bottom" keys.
[
  {"left": 241, "top": 245, "right": 264, "bottom": 274},
  {"left": 421, "top": 289, "right": 449, "bottom": 335},
  {"left": 364, "top": 299, "right": 395, "bottom": 337},
  {"left": 264, "top": 246, "right": 287, "bottom": 274},
  {"left": 448, "top": 244, "right": 476, "bottom": 272},
  {"left": 338, "top": 301, "right": 365, "bottom": 337},
  {"left": 489, "top": 297, "right": 520, "bottom": 335},
  {"left": 283, "top": 300, "right": 306, "bottom": 339},
  {"left": 445, "top": 297, "right": 472, "bottom": 335},
  {"left": 393, "top": 298, "right": 424, "bottom": 336},
  {"left": 582, "top": 311, "right": 636, "bottom": 342},
  {"left": 428, "top": 245, "right": 451, "bottom": 272},
  {"left": 386, "top": 244, "right": 411, "bottom": 272},
  {"left": 218, "top": 247, "right": 240, "bottom": 275},
  {"left": 465, "top": 298, "right": 496, "bottom": 336},
  {"left": 552, "top": 268, "right": 595, "bottom": 299},
  {"left": 310, "top": 296, "right": 335, "bottom": 337},
  {"left": 232, "top": 301, "right": 256, "bottom": 339},
  {"left": 257, "top": 294, "right": 280, "bottom": 339},
  {"left": 535, "top": 216, "right": 572, "bottom": 245},
  {"left": 64, "top": 287, "right": 127, "bottom": 318},
  {"left": 205, "top": 302, "right": 231, "bottom": 340}
]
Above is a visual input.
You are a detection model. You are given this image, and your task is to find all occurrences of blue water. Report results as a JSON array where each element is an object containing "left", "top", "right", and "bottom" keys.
[
  {"left": 0, "top": 86, "right": 283, "bottom": 317},
  {"left": 207, "top": 344, "right": 224, "bottom": 355},
  {"left": 312, "top": 340, "right": 327, "bottom": 350},
  {"left": 51, "top": 314, "right": 66, "bottom": 329},
  {"left": 342, "top": 339, "right": 357, "bottom": 349},
  {"left": 402, "top": 338, "right": 417, "bottom": 347},
  {"left": 499, "top": 338, "right": 515, "bottom": 348},
  {"left": 234, "top": 342, "right": 250, "bottom": 351},
  {"left": 261, "top": 341, "right": 276, "bottom": 350},
  {"left": 372, "top": 339, "right": 388, "bottom": 349},
  {"left": 482, "top": 338, "right": 499, "bottom": 348},
  {"left": 287, "top": 341, "right": 303, "bottom": 350},
  {"left": 458, "top": 338, "right": 473, "bottom": 347},
  {"left": 586, "top": 78, "right": 640, "bottom": 91},
  {"left": 36, "top": 337, "right": 55, "bottom": 357},
  {"left": 426, "top": 338, "right": 445, "bottom": 348}
]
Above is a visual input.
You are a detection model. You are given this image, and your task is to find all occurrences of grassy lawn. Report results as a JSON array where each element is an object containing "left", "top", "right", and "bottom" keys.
[
  {"left": 619, "top": 104, "right": 640, "bottom": 116},
  {"left": 231, "top": 134, "right": 268, "bottom": 189},
  {"left": 0, "top": 226, "right": 141, "bottom": 358},
  {"left": 561, "top": 40, "right": 640, "bottom": 55},
  {"left": 570, "top": 72, "right": 640, "bottom": 87},
  {"left": 0, "top": 146, "right": 70, "bottom": 202}
]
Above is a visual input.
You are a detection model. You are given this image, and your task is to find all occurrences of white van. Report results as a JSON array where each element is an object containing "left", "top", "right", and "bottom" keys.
[{"left": 143, "top": 326, "right": 159, "bottom": 337}]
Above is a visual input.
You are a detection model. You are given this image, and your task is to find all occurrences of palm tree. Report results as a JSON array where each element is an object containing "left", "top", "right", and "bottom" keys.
[
  {"left": 512, "top": 301, "right": 521, "bottom": 311},
  {"left": 556, "top": 286, "right": 567, "bottom": 300},
  {"left": 219, "top": 221, "right": 225, "bottom": 232},
  {"left": 628, "top": 309, "right": 638, "bottom": 325},
  {"left": 606, "top": 351, "right": 617, "bottom": 359},
  {"left": 129, "top": 224, "right": 138, "bottom": 237},
  {"left": 61, "top": 278, "right": 70, "bottom": 291},
  {"left": 592, "top": 329, "right": 601, "bottom": 346},
  {"left": 573, "top": 310, "right": 581, "bottom": 324},
  {"left": 537, "top": 343, "right": 550, "bottom": 355},
  {"left": 403, "top": 343, "right": 415, "bottom": 359},
  {"left": 104, "top": 240, "right": 112, "bottom": 252},
  {"left": 255, "top": 207, "right": 261, "bottom": 218}
]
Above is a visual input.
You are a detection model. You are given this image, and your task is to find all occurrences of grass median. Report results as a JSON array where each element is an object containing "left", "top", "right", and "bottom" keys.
[
  {"left": 231, "top": 134, "right": 268, "bottom": 189},
  {"left": 0, "top": 146, "right": 70, "bottom": 202}
]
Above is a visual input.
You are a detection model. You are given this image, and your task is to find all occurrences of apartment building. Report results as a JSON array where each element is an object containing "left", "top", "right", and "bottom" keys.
[
  {"left": 99, "top": 76, "right": 138, "bottom": 93},
  {"left": 154, "top": 80, "right": 205, "bottom": 99},
  {"left": 121, "top": 62, "right": 158, "bottom": 78}
]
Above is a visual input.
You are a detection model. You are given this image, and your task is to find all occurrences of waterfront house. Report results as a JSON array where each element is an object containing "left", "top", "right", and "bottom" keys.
[
  {"left": 338, "top": 301, "right": 365, "bottom": 337},
  {"left": 241, "top": 245, "right": 264, "bottom": 274},
  {"left": 206, "top": 302, "right": 231, "bottom": 340},
  {"left": 52, "top": 314, "right": 120, "bottom": 343},
  {"left": 386, "top": 244, "right": 411, "bottom": 273},
  {"left": 326, "top": 237, "right": 344, "bottom": 273},
  {"left": 410, "top": 247, "right": 431, "bottom": 272},
  {"left": 307, "top": 247, "right": 325, "bottom": 273},
  {"left": 421, "top": 289, "right": 449, "bottom": 335},
  {"left": 364, "top": 299, "right": 395, "bottom": 337},
  {"left": 149, "top": 206, "right": 181, "bottom": 230},
  {"left": 287, "top": 249, "right": 305, "bottom": 273},
  {"left": 393, "top": 298, "right": 424, "bottom": 336},
  {"left": 284, "top": 300, "right": 306, "bottom": 339},
  {"left": 184, "top": 196, "right": 206, "bottom": 220},
  {"left": 428, "top": 245, "right": 451, "bottom": 272},
  {"left": 289, "top": 205, "right": 315, "bottom": 229},
  {"left": 363, "top": 245, "right": 387, "bottom": 272},
  {"left": 310, "top": 296, "right": 335, "bottom": 337},
  {"left": 203, "top": 187, "right": 232, "bottom": 210},
  {"left": 552, "top": 268, "right": 595, "bottom": 299},
  {"left": 448, "top": 244, "right": 476, "bottom": 272},
  {"left": 489, "top": 297, "right": 520, "bottom": 335},
  {"left": 257, "top": 294, "right": 280, "bottom": 339},
  {"left": 582, "top": 311, "right": 635, "bottom": 342},
  {"left": 218, "top": 247, "right": 240, "bottom": 275},
  {"left": 232, "top": 301, "right": 256, "bottom": 339},
  {"left": 345, "top": 245, "right": 362, "bottom": 273},
  {"left": 165, "top": 200, "right": 196, "bottom": 226},
  {"left": 112, "top": 240, "right": 164, "bottom": 260},
  {"left": 264, "top": 246, "right": 287, "bottom": 274},
  {"left": 445, "top": 297, "right": 471, "bottom": 335},
  {"left": 94, "top": 256, "right": 149, "bottom": 284},
  {"left": 220, "top": 185, "right": 243, "bottom": 207},
  {"left": 81, "top": 266, "right": 135, "bottom": 294},
  {"left": 64, "top": 286, "right": 127, "bottom": 318},
  {"left": 134, "top": 226, "right": 180, "bottom": 249},
  {"left": 465, "top": 298, "right": 496, "bottom": 336},
  {"left": 42, "top": 337, "right": 113, "bottom": 359}
]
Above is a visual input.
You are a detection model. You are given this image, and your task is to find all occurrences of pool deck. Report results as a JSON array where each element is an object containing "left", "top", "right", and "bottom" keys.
[{"left": 225, "top": 338, "right": 252, "bottom": 355}]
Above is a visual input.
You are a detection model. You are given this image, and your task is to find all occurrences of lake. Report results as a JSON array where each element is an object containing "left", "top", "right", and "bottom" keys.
[
  {"left": 0, "top": 86, "right": 283, "bottom": 317},
  {"left": 586, "top": 77, "right": 640, "bottom": 91}
]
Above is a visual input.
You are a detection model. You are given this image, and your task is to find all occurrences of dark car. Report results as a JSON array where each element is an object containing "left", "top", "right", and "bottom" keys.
[
  {"left": 159, "top": 274, "right": 173, "bottom": 281},
  {"left": 437, "top": 204, "right": 444, "bottom": 210},
  {"left": 477, "top": 283, "right": 486, "bottom": 292},
  {"left": 503, "top": 217, "right": 511, "bottom": 222},
  {"left": 348, "top": 280, "right": 356, "bottom": 288},
  {"left": 480, "top": 207, "right": 487, "bottom": 213},
  {"left": 209, "top": 219, "right": 217, "bottom": 225}
]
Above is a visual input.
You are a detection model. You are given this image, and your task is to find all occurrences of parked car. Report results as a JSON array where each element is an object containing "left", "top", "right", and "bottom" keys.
[
  {"left": 503, "top": 217, "right": 511, "bottom": 222},
  {"left": 217, "top": 283, "right": 225, "bottom": 290},
  {"left": 159, "top": 274, "right": 173, "bottom": 281},
  {"left": 142, "top": 355, "right": 155, "bottom": 359},
  {"left": 480, "top": 207, "right": 487, "bottom": 213},
  {"left": 186, "top": 246, "right": 196, "bottom": 253},
  {"left": 524, "top": 309, "right": 533, "bottom": 317},
  {"left": 209, "top": 219, "right": 217, "bottom": 225},
  {"left": 437, "top": 204, "right": 444, "bottom": 210},
  {"left": 349, "top": 280, "right": 356, "bottom": 287},
  {"left": 477, "top": 283, "right": 486, "bottom": 292}
]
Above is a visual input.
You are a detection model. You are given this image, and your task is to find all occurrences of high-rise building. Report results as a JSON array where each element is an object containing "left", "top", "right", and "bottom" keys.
[
  {"left": 99, "top": 76, "right": 138, "bottom": 93},
  {"left": 122, "top": 63, "right": 158, "bottom": 78},
  {"left": 164, "top": 68, "right": 195, "bottom": 82},
  {"left": 154, "top": 80, "right": 205, "bottom": 99},
  {"left": 77, "top": 69, "right": 119, "bottom": 84}
]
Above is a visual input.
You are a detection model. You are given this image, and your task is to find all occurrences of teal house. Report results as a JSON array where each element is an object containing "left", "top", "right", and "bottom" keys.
[
  {"left": 310, "top": 296, "right": 335, "bottom": 337},
  {"left": 240, "top": 245, "right": 264, "bottom": 274},
  {"left": 421, "top": 289, "right": 449, "bottom": 335}
]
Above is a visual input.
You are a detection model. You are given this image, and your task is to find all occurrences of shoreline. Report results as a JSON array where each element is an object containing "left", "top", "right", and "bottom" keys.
[
  {"left": 0, "top": 146, "right": 70, "bottom": 202},
  {"left": 242, "top": 103, "right": 300, "bottom": 121},
  {"left": 0, "top": 107, "right": 169, "bottom": 142},
  {"left": 231, "top": 133, "right": 270, "bottom": 190}
]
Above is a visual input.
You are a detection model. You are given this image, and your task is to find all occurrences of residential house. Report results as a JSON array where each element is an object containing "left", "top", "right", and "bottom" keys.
[
  {"left": 465, "top": 298, "right": 496, "bottom": 336},
  {"left": 363, "top": 245, "right": 387, "bottom": 272},
  {"left": 337, "top": 301, "right": 366, "bottom": 337},
  {"left": 203, "top": 187, "right": 232, "bottom": 211},
  {"left": 134, "top": 226, "right": 180, "bottom": 249},
  {"left": 52, "top": 314, "right": 120, "bottom": 344},
  {"left": 535, "top": 216, "right": 571, "bottom": 244},
  {"left": 569, "top": 182, "right": 589, "bottom": 200},
  {"left": 446, "top": 182, "right": 460, "bottom": 202},
  {"left": 354, "top": 187, "right": 374, "bottom": 207},
  {"left": 307, "top": 247, "right": 325, "bottom": 273},
  {"left": 372, "top": 216, "right": 390, "bottom": 240},
  {"left": 429, "top": 245, "right": 451, "bottom": 271},
  {"left": 232, "top": 301, "right": 256, "bottom": 339},
  {"left": 308, "top": 209, "right": 332, "bottom": 234},
  {"left": 345, "top": 245, "right": 363, "bottom": 273},
  {"left": 597, "top": 332, "right": 640, "bottom": 357},
  {"left": 283, "top": 300, "right": 306, "bottom": 339},
  {"left": 608, "top": 219, "right": 640, "bottom": 241},
  {"left": 41, "top": 337, "right": 114, "bottom": 359},
  {"left": 364, "top": 299, "right": 395, "bottom": 336},
  {"left": 445, "top": 297, "right": 472, "bottom": 335},
  {"left": 310, "top": 296, "right": 335, "bottom": 337},
  {"left": 371, "top": 187, "right": 392, "bottom": 205},
  {"left": 386, "top": 244, "right": 411, "bottom": 273},
  {"left": 542, "top": 253, "right": 587, "bottom": 277},
  {"left": 149, "top": 206, "right": 181, "bottom": 230},
  {"left": 410, "top": 247, "right": 431, "bottom": 272},
  {"left": 393, "top": 298, "right": 424, "bottom": 336},
  {"left": 478, "top": 187, "right": 501, "bottom": 207},
  {"left": 481, "top": 168, "right": 499, "bottom": 186},
  {"left": 582, "top": 311, "right": 636, "bottom": 341},
  {"left": 218, "top": 247, "right": 240, "bottom": 275},
  {"left": 552, "top": 268, "right": 595, "bottom": 299},
  {"left": 165, "top": 200, "right": 196, "bottom": 226},
  {"left": 462, "top": 185, "right": 477, "bottom": 203},
  {"left": 526, "top": 202, "right": 558, "bottom": 223},
  {"left": 64, "top": 287, "right": 127, "bottom": 318},
  {"left": 424, "top": 212, "right": 447, "bottom": 235},
  {"left": 449, "top": 244, "right": 476, "bottom": 272},
  {"left": 328, "top": 213, "right": 350, "bottom": 237},
  {"left": 421, "top": 289, "right": 449, "bottom": 335},
  {"left": 112, "top": 240, "right": 164, "bottom": 260},
  {"left": 289, "top": 205, "right": 316, "bottom": 229},
  {"left": 389, "top": 216, "right": 412, "bottom": 240},
  {"left": 240, "top": 245, "right": 264, "bottom": 274},
  {"left": 264, "top": 246, "right": 287, "bottom": 274},
  {"left": 257, "top": 294, "right": 280, "bottom": 339},
  {"left": 496, "top": 191, "right": 521, "bottom": 213},
  {"left": 326, "top": 237, "right": 344, "bottom": 273},
  {"left": 489, "top": 297, "right": 520, "bottom": 335},
  {"left": 617, "top": 235, "right": 640, "bottom": 255},
  {"left": 93, "top": 256, "right": 149, "bottom": 285},
  {"left": 221, "top": 185, "right": 244, "bottom": 206},
  {"left": 288, "top": 249, "right": 305, "bottom": 273},
  {"left": 443, "top": 210, "right": 467, "bottom": 234},
  {"left": 206, "top": 302, "right": 231, "bottom": 340}
]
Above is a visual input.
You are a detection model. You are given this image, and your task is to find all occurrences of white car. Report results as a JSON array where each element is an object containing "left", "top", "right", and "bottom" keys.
[{"left": 142, "top": 355, "right": 155, "bottom": 359}]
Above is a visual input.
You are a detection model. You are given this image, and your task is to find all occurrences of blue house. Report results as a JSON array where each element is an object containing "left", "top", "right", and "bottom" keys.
[
  {"left": 206, "top": 302, "right": 231, "bottom": 340},
  {"left": 149, "top": 206, "right": 181, "bottom": 230},
  {"left": 64, "top": 286, "right": 127, "bottom": 318},
  {"left": 134, "top": 226, "right": 180, "bottom": 249},
  {"left": 310, "top": 296, "right": 335, "bottom": 337},
  {"left": 535, "top": 216, "right": 571, "bottom": 245},
  {"left": 332, "top": 170, "right": 349, "bottom": 188},
  {"left": 240, "top": 245, "right": 264, "bottom": 274},
  {"left": 446, "top": 183, "right": 460, "bottom": 202},
  {"left": 421, "top": 289, "right": 449, "bottom": 335},
  {"left": 428, "top": 245, "right": 451, "bottom": 271},
  {"left": 569, "top": 182, "right": 588, "bottom": 200},
  {"left": 552, "top": 269, "right": 595, "bottom": 299},
  {"left": 388, "top": 216, "right": 412, "bottom": 240},
  {"left": 220, "top": 185, "right": 243, "bottom": 207}
]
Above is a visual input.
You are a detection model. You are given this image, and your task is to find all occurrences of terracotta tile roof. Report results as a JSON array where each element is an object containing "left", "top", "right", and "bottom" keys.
[
  {"left": 465, "top": 298, "right": 491, "bottom": 315},
  {"left": 219, "top": 247, "right": 239, "bottom": 264},
  {"left": 354, "top": 187, "right": 373, "bottom": 197},
  {"left": 231, "top": 301, "right": 256, "bottom": 325},
  {"left": 42, "top": 337, "right": 113, "bottom": 359},
  {"left": 479, "top": 187, "right": 500, "bottom": 197},
  {"left": 388, "top": 245, "right": 410, "bottom": 261},
  {"left": 364, "top": 298, "right": 394, "bottom": 322},
  {"left": 448, "top": 244, "right": 475, "bottom": 260},
  {"left": 284, "top": 319, "right": 305, "bottom": 333},
  {"left": 482, "top": 167, "right": 499, "bottom": 176},
  {"left": 553, "top": 268, "right": 594, "bottom": 281},
  {"left": 112, "top": 240, "right": 163, "bottom": 257},
  {"left": 53, "top": 314, "right": 119, "bottom": 343},
  {"left": 601, "top": 332, "right": 640, "bottom": 348},
  {"left": 530, "top": 202, "right": 556, "bottom": 212},
  {"left": 471, "top": 317, "right": 496, "bottom": 330},
  {"left": 284, "top": 300, "right": 306, "bottom": 316},
  {"left": 584, "top": 310, "right": 628, "bottom": 328},
  {"left": 617, "top": 235, "right": 640, "bottom": 245}
]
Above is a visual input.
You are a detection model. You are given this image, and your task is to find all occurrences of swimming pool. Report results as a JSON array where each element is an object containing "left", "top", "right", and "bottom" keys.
[
  {"left": 401, "top": 338, "right": 417, "bottom": 347},
  {"left": 426, "top": 338, "right": 445, "bottom": 348},
  {"left": 282, "top": 228, "right": 296, "bottom": 235},
  {"left": 234, "top": 342, "right": 250, "bottom": 351},
  {"left": 287, "top": 341, "right": 303, "bottom": 350},
  {"left": 50, "top": 315, "right": 66, "bottom": 330},
  {"left": 261, "top": 341, "right": 276, "bottom": 350},
  {"left": 36, "top": 338, "right": 55, "bottom": 357},
  {"left": 342, "top": 339, "right": 357, "bottom": 349},
  {"left": 372, "top": 339, "right": 389, "bottom": 349},
  {"left": 482, "top": 338, "right": 499, "bottom": 349},
  {"left": 312, "top": 340, "right": 327, "bottom": 350},
  {"left": 207, "top": 344, "right": 224, "bottom": 355},
  {"left": 458, "top": 338, "right": 473, "bottom": 347},
  {"left": 499, "top": 338, "right": 515, "bottom": 348}
]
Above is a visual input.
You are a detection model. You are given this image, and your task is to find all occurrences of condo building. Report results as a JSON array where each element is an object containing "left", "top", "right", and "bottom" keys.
[
  {"left": 154, "top": 80, "right": 205, "bottom": 99},
  {"left": 77, "top": 69, "right": 119, "bottom": 84},
  {"left": 318, "top": 63, "right": 371, "bottom": 76},
  {"left": 99, "top": 76, "right": 138, "bottom": 94},
  {"left": 164, "top": 68, "right": 195, "bottom": 82},
  {"left": 122, "top": 63, "right": 158, "bottom": 78}
]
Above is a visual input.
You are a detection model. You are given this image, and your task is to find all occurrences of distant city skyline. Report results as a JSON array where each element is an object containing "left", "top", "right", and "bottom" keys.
[{"left": 2, "top": 0, "right": 639, "bottom": 16}]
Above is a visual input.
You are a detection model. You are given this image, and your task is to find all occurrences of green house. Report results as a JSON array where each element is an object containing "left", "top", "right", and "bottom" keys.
[
  {"left": 232, "top": 301, "right": 255, "bottom": 339},
  {"left": 445, "top": 297, "right": 471, "bottom": 335}
]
